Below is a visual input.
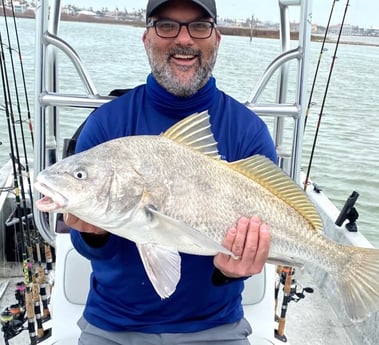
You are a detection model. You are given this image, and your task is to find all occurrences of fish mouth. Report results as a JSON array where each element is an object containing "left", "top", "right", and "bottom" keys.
[{"left": 34, "top": 181, "right": 69, "bottom": 212}]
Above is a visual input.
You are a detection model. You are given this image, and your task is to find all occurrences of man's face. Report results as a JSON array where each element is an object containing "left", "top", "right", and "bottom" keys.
[{"left": 143, "top": 0, "right": 221, "bottom": 97}]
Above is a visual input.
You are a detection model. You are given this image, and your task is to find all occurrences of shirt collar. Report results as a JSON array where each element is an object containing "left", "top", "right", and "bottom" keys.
[{"left": 145, "top": 73, "right": 218, "bottom": 118}]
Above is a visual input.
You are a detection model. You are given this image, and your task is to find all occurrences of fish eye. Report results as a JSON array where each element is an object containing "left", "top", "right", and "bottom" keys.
[{"left": 73, "top": 169, "right": 87, "bottom": 180}]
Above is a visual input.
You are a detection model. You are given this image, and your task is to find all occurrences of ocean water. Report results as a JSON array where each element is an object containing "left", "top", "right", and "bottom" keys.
[{"left": 0, "top": 18, "right": 378, "bottom": 247}]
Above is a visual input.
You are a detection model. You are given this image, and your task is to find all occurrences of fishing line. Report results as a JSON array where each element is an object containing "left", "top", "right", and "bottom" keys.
[
  {"left": 304, "top": 0, "right": 339, "bottom": 130},
  {"left": 2, "top": 1, "right": 44, "bottom": 275},
  {"left": 304, "top": 0, "right": 350, "bottom": 190},
  {"left": 1, "top": 3, "right": 52, "bottom": 342},
  {"left": 1, "top": 0, "right": 35, "bottom": 218},
  {"left": 0, "top": 16, "right": 35, "bottom": 344},
  {"left": 0, "top": 28, "right": 29, "bottom": 255},
  {"left": 8, "top": 0, "right": 34, "bottom": 146},
  {"left": 3, "top": 2, "right": 53, "bottom": 326}
]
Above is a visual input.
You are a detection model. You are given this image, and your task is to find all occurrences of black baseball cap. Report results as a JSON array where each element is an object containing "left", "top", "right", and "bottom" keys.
[{"left": 146, "top": 0, "right": 217, "bottom": 23}]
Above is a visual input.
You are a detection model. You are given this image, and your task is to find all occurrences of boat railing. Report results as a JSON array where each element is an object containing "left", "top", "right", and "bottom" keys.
[
  {"left": 33, "top": 0, "right": 313, "bottom": 246},
  {"left": 246, "top": 0, "right": 312, "bottom": 183}
]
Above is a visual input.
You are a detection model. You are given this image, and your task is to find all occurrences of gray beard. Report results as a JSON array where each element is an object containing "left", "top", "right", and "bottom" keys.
[{"left": 146, "top": 46, "right": 218, "bottom": 98}]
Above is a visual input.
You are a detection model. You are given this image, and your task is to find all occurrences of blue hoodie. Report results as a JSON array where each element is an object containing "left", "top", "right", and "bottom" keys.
[{"left": 70, "top": 74, "right": 277, "bottom": 333}]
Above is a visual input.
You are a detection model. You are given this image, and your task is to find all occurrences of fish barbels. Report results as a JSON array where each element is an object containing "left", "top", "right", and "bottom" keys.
[{"left": 35, "top": 111, "right": 379, "bottom": 321}]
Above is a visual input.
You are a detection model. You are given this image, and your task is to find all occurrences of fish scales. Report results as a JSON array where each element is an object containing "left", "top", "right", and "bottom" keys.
[
  {"left": 125, "top": 134, "right": 310, "bottom": 255},
  {"left": 34, "top": 111, "right": 379, "bottom": 321}
]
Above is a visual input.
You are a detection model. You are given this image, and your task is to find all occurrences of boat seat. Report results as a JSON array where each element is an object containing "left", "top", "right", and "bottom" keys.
[
  {"left": 51, "top": 233, "right": 275, "bottom": 344},
  {"left": 50, "top": 234, "right": 91, "bottom": 344},
  {"left": 243, "top": 264, "right": 276, "bottom": 344}
]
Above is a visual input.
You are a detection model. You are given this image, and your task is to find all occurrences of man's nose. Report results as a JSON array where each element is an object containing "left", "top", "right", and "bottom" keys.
[{"left": 175, "top": 24, "right": 194, "bottom": 44}]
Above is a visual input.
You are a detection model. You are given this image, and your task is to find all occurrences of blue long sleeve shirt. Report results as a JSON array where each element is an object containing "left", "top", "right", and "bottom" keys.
[{"left": 70, "top": 74, "right": 277, "bottom": 333}]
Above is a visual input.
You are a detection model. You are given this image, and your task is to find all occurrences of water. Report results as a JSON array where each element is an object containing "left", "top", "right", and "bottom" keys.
[{"left": 0, "top": 18, "right": 378, "bottom": 248}]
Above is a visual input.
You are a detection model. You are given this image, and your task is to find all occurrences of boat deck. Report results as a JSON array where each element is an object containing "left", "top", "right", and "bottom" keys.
[
  {"left": 0, "top": 266, "right": 353, "bottom": 345},
  {"left": 278, "top": 268, "right": 354, "bottom": 345}
]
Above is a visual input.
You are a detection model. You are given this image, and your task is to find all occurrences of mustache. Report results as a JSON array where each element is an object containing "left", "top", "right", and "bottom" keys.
[{"left": 168, "top": 47, "right": 201, "bottom": 58}]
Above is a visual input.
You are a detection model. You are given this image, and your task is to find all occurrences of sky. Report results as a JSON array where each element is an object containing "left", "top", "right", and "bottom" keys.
[{"left": 62, "top": 0, "right": 379, "bottom": 29}]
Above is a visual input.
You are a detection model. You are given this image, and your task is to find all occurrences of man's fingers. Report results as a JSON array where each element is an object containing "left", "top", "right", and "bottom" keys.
[
  {"left": 215, "top": 216, "right": 271, "bottom": 278},
  {"left": 63, "top": 213, "right": 108, "bottom": 235},
  {"left": 231, "top": 217, "right": 249, "bottom": 257},
  {"left": 244, "top": 221, "right": 271, "bottom": 274},
  {"left": 63, "top": 213, "right": 78, "bottom": 226},
  {"left": 222, "top": 226, "right": 236, "bottom": 251}
]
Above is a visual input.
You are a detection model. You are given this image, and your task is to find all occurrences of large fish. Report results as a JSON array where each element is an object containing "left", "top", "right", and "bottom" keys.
[{"left": 35, "top": 111, "right": 379, "bottom": 321}]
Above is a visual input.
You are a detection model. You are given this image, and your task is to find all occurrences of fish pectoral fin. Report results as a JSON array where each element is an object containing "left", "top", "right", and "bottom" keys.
[
  {"left": 146, "top": 206, "right": 234, "bottom": 257},
  {"left": 136, "top": 243, "right": 181, "bottom": 299},
  {"left": 267, "top": 255, "right": 304, "bottom": 268}
]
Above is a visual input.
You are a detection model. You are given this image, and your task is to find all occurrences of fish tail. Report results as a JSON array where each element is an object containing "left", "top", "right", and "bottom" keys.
[{"left": 335, "top": 246, "right": 379, "bottom": 321}]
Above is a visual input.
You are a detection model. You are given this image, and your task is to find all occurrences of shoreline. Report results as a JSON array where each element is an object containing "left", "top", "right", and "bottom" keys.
[
  {"left": 1, "top": 11, "right": 379, "bottom": 47},
  {"left": 55, "top": 14, "right": 379, "bottom": 47}
]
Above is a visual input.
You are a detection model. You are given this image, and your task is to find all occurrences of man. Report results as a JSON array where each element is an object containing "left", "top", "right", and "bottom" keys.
[{"left": 66, "top": 1, "right": 276, "bottom": 344}]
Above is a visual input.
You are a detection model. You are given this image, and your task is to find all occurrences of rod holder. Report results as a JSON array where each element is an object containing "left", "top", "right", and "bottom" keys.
[{"left": 335, "top": 191, "right": 359, "bottom": 232}]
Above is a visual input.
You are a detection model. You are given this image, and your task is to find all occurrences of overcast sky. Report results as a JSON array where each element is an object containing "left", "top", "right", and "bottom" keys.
[{"left": 62, "top": 0, "right": 379, "bottom": 29}]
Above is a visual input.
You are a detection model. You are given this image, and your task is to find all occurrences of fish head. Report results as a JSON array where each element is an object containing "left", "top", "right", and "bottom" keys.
[{"left": 34, "top": 144, "right": 146, "bottom": 228}]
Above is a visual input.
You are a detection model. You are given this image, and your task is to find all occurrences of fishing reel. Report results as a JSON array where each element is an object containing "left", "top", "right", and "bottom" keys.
[
  {"left": 290, "top": 285, "right": 314, "bottom": 303},
  {"left": 1, "top": 282, "right": 26, "bottom": 344},
  {"left": 1, "top": 304, "right": 26, "bottom": 343},
  {"left": 275, "top": 267, "right": 314, "bottom": 342},
  {"left": 14, "top": 282, "right": 26, "bottom": 307},
  {"left": 278, "top": 269, "right": 314, "bottom": 303}
]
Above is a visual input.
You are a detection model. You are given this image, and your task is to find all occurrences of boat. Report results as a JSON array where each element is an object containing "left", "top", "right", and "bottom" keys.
[{"left": 1, "top": 0, "right": 378, "bottom": 344}]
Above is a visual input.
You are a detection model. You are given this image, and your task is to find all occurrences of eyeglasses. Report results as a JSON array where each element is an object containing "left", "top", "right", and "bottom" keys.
[{"left": 147, "top": 19, "right": 216, "bottom": 39}]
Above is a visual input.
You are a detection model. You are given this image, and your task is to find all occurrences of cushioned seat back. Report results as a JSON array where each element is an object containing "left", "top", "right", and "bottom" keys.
[
  {"left": 242, "top": 269, "right": 266, "bottom": 305},
  {"left": 62, "top": 243, "right": 266, "bottom": 306},
  {"left": 64, "top": 248, "right": 91, "bottom": 304}
]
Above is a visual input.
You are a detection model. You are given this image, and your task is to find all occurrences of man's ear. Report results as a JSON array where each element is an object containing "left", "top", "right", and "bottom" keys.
[
  {"left": 215, "top": 29, "right": 222, "bottom": 45},
  {"left": 142, "top": 30, "right": 148, "bottom": 46}
]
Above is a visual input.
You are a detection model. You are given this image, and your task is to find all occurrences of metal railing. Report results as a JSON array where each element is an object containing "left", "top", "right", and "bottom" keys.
[{"left": 246, "top": 0, "right": 312, "bottom": 181}]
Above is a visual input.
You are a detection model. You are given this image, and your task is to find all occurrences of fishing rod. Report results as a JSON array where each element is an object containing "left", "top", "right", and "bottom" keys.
[
  {"left": 0, "top": 5, "right": 46, "bottom": 343},
  {"left": 2, "top": 1, "right": 51, "bottom": 282},
  {"left": 31, "top": 244, "right": 52, "bottom": 340},
  {"left": 5, "top": 6, "right": 53, "bottom": 310},
  {"left": 274, "top": 266, "right": 313, "bottom": 341},
  {"left": 304, "top": 0, "right": 339, "bottom": 130},
  {"left": 1, "top": 5, "right": 53, "bottom": 342},
  {"left": 1, "top": 0, "right": 36, "bottom": 239},
  {"left": 32, "top": 275, "right": 45, "bottom": 339},
  {"left": 8, "top": 0, "right": 34, "bottom": 146},
  {"left": 2, "top": 0, "right": 36, "bottom": 234},
  {"left": 304, "top": 0, "right": 350, "bottom": 190},
  {"left": 24, "top": 256, "right": 37, "bottom": 345},
  {"left": 35, "top": 240, "right": 51, "bottom": 324},
  {"left": 38, "top": 264, "right": 51, "bottom": 321},
  {"left": 1, "top": 23, "right": 33, "bottom": 345},
  {"left": 0, "top": 22, "right": 29, "bottom": 263},
  {"left": 275, "top": 266, "right": 293, "bottom": 342}
]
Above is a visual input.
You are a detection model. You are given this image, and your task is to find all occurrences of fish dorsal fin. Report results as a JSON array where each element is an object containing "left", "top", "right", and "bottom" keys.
[
  {"left": 163, "top": 111, "right": 221, "bottom": 160},
  {"left": 229, "top": 155, "right": 323, "bottom": 232}
]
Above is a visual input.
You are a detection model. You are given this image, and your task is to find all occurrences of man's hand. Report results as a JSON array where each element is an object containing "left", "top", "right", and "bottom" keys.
[
  {"left": 214, "top": 216, "right": 271, "bottom": 278},
  {"left": 63, "top": 213, "right": 108, "bottom": 235}
]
